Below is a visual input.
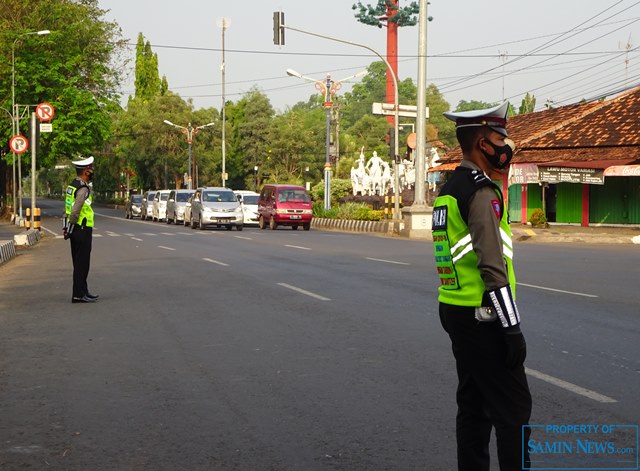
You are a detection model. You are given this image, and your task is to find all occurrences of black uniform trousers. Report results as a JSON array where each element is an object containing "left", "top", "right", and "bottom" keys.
[
  {"left": 439, "top": 302, "right": 532, "bottom": 471},
  {"left": 70, "top": 224, "right": 92, "bottom": 298}
]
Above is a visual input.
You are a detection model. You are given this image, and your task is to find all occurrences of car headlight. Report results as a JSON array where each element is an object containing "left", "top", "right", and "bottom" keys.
[{"left": 302, "top": 209, "right": 312, "bottom": 214}]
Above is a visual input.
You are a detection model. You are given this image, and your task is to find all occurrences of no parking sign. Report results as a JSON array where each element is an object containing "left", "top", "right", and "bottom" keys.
[
  {"left": 9, "top": 135, "right": 28, "bottom": 154},
  {"left": 36, "top": 102, "right": 55, "bottom": 122}
]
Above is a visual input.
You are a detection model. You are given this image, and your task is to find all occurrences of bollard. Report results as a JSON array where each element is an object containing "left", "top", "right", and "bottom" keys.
[
  {"left": 33, "top": 208, "right": 41, "bottom": 231},
  {"left": 25, "top": 208, "right": 30, "bottom": 229}
]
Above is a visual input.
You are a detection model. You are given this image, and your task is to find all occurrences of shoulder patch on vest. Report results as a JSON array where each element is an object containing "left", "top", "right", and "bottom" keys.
[
  {"left": 432, "top": 205, "right": 447, "bottom": 230},
  {"left": 491, "top": 199, "right": 502, "bottom": 219}
]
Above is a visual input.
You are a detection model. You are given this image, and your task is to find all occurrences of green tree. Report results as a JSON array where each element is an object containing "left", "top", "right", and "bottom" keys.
[
  {"left": 226, "top": 88, "right": 274, "bottom": 189},
  {"left": 519, "top": 92, "right": 536, "bottom": 114},
  {"left": 134, "top": 33, "right": 162, "bottom": 100},
  {"left": 352, "top": 0, "right": 420, "bottom": 27},
  {"left": 1, "top": 0, "right": 127, "bottom": 200},
  {"left": 455, "top": 99, "right": 498, "bottom": 112}
]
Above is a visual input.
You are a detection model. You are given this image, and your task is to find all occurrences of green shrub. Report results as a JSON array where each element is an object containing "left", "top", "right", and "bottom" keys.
[
  {"left": 310, "top": 178, "right": 352, "bottom": 206},
  {"left": 529, "top": 208, "right": 548, "bottom": 227},
  {"left": 312, "top": 201, "right": 383, "bottom": 221}
]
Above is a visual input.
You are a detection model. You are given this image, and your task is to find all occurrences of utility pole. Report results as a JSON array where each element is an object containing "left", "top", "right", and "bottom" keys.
[{"left": 218, "top": 18, "right": 230, "bottom": 187}]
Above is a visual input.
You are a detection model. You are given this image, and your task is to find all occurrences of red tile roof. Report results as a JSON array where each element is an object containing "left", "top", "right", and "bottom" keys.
[{"left": 438, "top": 86, "right": 640, "bottom": 168}]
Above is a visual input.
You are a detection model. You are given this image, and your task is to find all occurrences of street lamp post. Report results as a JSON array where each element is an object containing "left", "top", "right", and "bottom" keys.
[
  {"left": 163, "top": 120, "right": 215, "bottom": 189},
  {"left": 11, "top": 29, "right": 50, "bottom": 224},
  {"left": 286, "top": 68, "right": 367, "bottom": 210}
]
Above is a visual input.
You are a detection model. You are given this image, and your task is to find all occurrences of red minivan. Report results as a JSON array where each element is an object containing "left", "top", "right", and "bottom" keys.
[{"left": 258, "top": 184, "right": 313, "bottom": 230}]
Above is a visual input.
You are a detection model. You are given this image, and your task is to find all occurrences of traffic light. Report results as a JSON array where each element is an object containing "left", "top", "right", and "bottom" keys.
[{"left": 273, "top": 11, "right": 285, "bottom": 46}]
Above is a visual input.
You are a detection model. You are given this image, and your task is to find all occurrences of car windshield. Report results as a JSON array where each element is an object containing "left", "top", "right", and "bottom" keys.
[
  {"left": 131, "top": 195, "right": 143, "bottom": 203},
  {"left": 203, "top": 191, "right": 236, "bottom": 202},
  {"left": 277, "top": 190, "right": 310, "bottom": 203},
  {"left": 147, "top": 192, "right": 156, "bottom": 201},
  {"left": 242, "top": 195, "right": 259, "bottom": 205},
  {"left": 161, "top": 193, "right": 169, "bottom": 201},
  {"left": 176, "top": 192, "right": 192, "bottom": 202}
]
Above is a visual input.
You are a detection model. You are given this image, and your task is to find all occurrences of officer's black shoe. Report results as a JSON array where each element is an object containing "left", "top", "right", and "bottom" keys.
[
  {"left": 72, "top": 295, "right": 97, "bottom": 303},
  {"left": 86, "top": 293, "right": 99, "bottom": 299}
]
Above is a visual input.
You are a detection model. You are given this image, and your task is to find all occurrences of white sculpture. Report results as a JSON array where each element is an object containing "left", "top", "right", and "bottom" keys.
[
  {"left": 366, "top": 151, "right": 384, "bottom": 195},
  {"left": 351, "top": 147, "right": 367, "bottom": 196},
  {"left": 350, "top": 147, "right": 423, "bottom": 197}
]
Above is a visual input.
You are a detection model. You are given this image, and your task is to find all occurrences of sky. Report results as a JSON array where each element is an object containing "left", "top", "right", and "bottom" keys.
[{"left": 99, "top": 0, "right": 640, "bottom": 115}]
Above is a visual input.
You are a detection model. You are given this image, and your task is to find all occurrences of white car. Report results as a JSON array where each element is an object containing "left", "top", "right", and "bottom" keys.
[
  {"left": 166, "top": 189, "right": 195, "bottom": 224},
  {"left": 191, "top": 187, "right": 244, "bottom": 231},
  {"left": 234, "top": 190, "right": 260, "bottom": 225},
  {"left": 152, "top": 189, "right": 171, "bottom": 222}
]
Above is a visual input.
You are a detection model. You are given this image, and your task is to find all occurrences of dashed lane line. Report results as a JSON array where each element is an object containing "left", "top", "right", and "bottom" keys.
[
  {"left": 365, "top": 257, "right": 410, "bottom": 266},
  {"left": 284, "top": 244, "right": 311, "bottom": 251},
  {"left": 518, "top": 283, "right": 598, "bottom": 298},
  {"left": 525, "top": 368, "right": 616, "bottom": 403},
  {"left": 158, "top": 246, "right": 175, "bottom": 251},
  {"left": 203, "top": 257, "right": 229, "bottom": 266},
  {"left": 277, "top": 283, "right": 331, "bottom": 301},
  {"left": 234, "top": 236, "right": 252, "bottom": 240}
]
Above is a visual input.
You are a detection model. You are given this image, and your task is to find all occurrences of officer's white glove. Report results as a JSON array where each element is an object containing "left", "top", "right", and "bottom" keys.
[
  {"left": 64, "top": 224, "right": 74, "bottom": 240},
  {"left": 484, "top": 285, "right": 526, "bottom": 368},
  {"left": 485, "top": 285, "right": 521, "bottom": 328}
]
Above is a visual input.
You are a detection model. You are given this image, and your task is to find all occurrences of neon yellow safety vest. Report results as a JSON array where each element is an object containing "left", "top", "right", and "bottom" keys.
[
  {"left": 432, "top": 169, "right": 515, "bottom": 306},
  {"left": 65, "top": 180, "right": 94, "bottom": 228}
]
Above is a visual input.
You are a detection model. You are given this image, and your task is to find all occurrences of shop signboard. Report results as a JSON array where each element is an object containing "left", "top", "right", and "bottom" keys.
[{"left": 538, "top": 166, "right": 604, "bottom": 185}]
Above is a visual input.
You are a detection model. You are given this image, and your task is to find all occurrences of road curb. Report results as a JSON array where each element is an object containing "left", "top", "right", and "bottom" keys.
[
  {"left": 0, "top": 240, "right": 16, "bottom": 265},
  {"left": 311, "top": 218, "right": 390, "bottom": 234},
  {"left": 14, "top": 229, "right": 42, "bottom": 247}
]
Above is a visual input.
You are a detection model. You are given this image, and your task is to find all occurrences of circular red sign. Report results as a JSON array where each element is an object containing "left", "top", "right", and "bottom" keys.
[
  {"left": 9, "top": 135, "right": 29, "bottom": 154},
  {"left": 36, "top": 102, "right": 55, "bottom": 121}
]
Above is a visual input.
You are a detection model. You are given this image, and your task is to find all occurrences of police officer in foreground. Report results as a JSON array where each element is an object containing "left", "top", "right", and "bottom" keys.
[
  {"left": 432, "top": 103, "right": 531, "bottom": 470},
  {"left": 65, "top": 156, "right": 98, "bottom": 303}
]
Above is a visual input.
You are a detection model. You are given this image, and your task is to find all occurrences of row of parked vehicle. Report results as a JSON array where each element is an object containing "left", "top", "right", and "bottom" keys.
[{"left": 124, "top": 184, "right": 313, "bottom": 231}]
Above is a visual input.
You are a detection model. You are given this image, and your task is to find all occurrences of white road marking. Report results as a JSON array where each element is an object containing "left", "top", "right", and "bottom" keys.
[
  {"left": 203, "top": 257, "right": 229, "bottom": 266},
  {"left": 124, "top": 233, "right": 134, "bottom": 236},
  {"left": 158, "top": 246, "right": 175, "bottom": 251},
  {"left": 518, "top": 283, "right": 598, "bottom": 298},
  {"left": 142, "top": 232, "right": 156, "bottom": 236},
  {"left": 365, "top": 257, "right": 410, "bottom": 266},
  {"left": 277, "top": 283, "right": 331, "bottom": 301},
  {"left": 105, "top": 231, "right": 120, "bottom": 237},
  {"left": 93, "top": 234, "right": 103, "bottom": 237},
  {"left": 131, "top": 237, "right": 143, "bottom": 241},
  {"left": 285, "top": 244, "right": 311, "bottom": 251},
  {"left": 160, "top": 232, "right": 175, "bottom": 236},
  {"left": 41, "top": 226, "right": 58, "bottom": 236},
  {"left": 235, "top": 236, "right": 252, "bottom": 240},
  {"left": 525, "top": 368, "right": 616, "bottom": 403},
  {"left": 178, "top": 232, "right": 192, "bottom": 235}
]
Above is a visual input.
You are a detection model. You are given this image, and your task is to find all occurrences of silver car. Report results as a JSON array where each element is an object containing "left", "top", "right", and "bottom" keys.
[
  {"left": 190, "top": 187, "right": 244, "bottom": 231},
  {"left": 152, "top": 189, "right": 171, "bottom": 222},
  {"left": 141, "top": 190, "right": 156, "bottom": 220},
  {"left": 166, "top": 189, "right": 195, "bottom": 224}
]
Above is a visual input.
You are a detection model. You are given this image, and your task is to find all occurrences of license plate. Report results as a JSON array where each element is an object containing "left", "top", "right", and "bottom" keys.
[
  {"left": 290, "top": 215, "right": 302, "bottom": 219},
  {"left": 216, "top": 219, "right": 229, "bottom": 224}
]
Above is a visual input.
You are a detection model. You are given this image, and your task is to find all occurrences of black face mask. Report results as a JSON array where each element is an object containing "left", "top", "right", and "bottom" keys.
[{"left": 481, "top": 138, "right": 513, "bottom": 169}]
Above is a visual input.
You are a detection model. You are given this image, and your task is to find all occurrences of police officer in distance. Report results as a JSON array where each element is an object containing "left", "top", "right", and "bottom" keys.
[
  {"left": 65, "top": 156, "right": 99, "bottom": 303},
  {"left": 432, "top": 102, "right": 531, "bottom": 470}
]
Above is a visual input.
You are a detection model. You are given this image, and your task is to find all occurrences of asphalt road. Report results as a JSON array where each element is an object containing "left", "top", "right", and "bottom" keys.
[{"left": 1, "top": 199, "right": 638, "bottom": 470}]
